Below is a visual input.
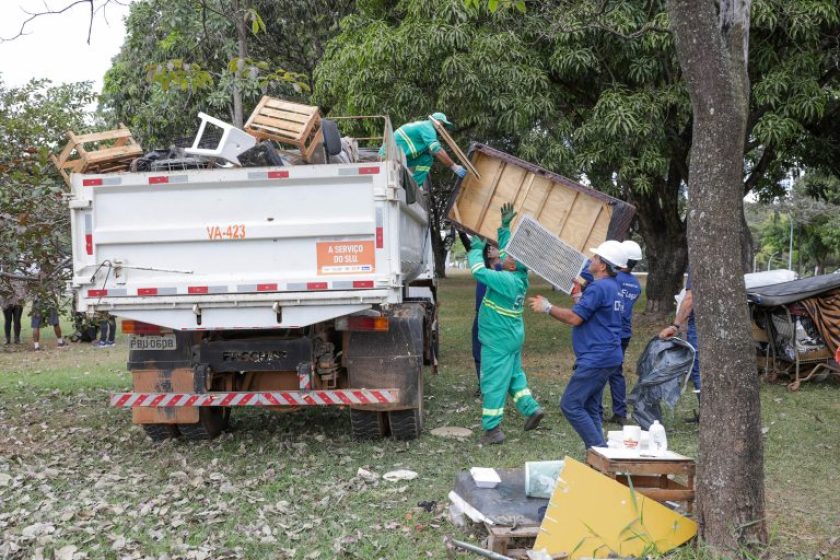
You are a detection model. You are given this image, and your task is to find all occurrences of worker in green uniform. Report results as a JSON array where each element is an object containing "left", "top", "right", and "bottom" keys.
[
  {"left": 468, "top": 203, "right": 544, "bottom": 445},
  {"left": 383, "top": 112, "right": 467, "bottom": 187}
]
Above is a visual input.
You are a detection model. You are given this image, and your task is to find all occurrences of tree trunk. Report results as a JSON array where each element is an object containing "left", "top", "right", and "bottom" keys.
[
  {"left": 630, "top": 170, "right": 688, "bottom": 315},
  {"left": 428, "top": 183, "right": 447, "bottom": 278},
  {"left": 232, "top": 0, "right": 248, "bottom": 128},
  {"left": 668, "top": 0, "right": 767, "bottom": 553}
]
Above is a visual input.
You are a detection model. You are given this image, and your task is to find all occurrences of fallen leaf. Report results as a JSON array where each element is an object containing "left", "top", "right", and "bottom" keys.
[{"left": 55, "top": 545, "right": 78, "bottom": 560}]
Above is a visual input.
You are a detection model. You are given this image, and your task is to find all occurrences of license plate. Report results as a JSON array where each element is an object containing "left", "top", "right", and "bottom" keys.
[{"left": 129, "top": 335, "right": 177, "bottom": 351}]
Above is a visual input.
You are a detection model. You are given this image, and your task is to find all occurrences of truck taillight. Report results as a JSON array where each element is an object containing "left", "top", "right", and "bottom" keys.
[
  {"left": 335, "top": 315, "right": 389, "bottom": 332},
  {"left": 122, "top": 320, "right": 163, "bottom": 335}
]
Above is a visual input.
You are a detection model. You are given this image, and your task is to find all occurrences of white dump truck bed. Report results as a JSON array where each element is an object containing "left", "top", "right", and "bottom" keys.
[{"left": 69, "top": 160, "right": 431, "bottom": 330}]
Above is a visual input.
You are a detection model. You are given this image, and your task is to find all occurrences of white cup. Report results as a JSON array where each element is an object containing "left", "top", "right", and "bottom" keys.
[{"left": 623, "top": 425, "right": 642, "bottom": 449}]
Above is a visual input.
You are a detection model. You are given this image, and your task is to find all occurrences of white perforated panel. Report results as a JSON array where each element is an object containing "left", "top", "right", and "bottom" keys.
[{"left": 505, "top": 215, "right": 587, "bottom": 294}]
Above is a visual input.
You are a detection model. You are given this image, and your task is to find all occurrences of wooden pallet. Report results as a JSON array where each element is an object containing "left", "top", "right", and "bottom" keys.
[
  {"left": 244, "top": 96, "right": 323, "bottom": 162},
  {"left": 51, "top": 125, "right": 143, "bottom": 186}
]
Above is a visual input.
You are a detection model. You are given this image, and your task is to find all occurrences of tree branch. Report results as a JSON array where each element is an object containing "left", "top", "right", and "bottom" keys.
[
  {"left": 0, "top": 0, "right": 128, "bottom": 44},
  {"left": 743, "top": 145, "right": 775, "bottom": 195}
]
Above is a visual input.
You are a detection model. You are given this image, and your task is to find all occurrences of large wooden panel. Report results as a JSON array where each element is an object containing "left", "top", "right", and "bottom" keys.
[{"left": 447, "top": 144, "right": 636, "bottom": 250}]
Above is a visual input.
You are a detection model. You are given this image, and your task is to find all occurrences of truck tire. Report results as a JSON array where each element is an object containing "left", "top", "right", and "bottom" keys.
[
  {"left": 178, "top": 408, "right": 226, "bottom": 440},
  {"left": 142, "top": 424, "right": 181, "bottom": 442},
  {"left": 350, "top": 409, "right": 390, "bottom": 440},
  {"left": 388, "top": 407, "right": 423, "bottom": 441},
  {"left": 389, "top": 381, "right": 424, "bottom": 441}
]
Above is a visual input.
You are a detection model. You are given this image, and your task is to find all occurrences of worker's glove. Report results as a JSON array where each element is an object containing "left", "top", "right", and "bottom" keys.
[
  {"left": 451, "top": 164, "right": 467, "bottom": 178},
  {"left": 470, "top": 235, "right": 486, "bottom": 251},
  {"left": 539, "top": 297, "right": 552, "bottom": 314},
  {"left": 527, "top": 295, "right": 552, "bottom": 314},
  {"left": 501, "top": 202, "right": 517, "bottom": 227}
]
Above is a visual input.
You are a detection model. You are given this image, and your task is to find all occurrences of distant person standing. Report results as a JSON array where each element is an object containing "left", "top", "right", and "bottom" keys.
[
  {"left": 603, "top": 240, "right": 643, "bottom": 425},
  {"left": 31, "top": 298, "right": 66, "bottom": 351},
  {"left": 96, "top": 313, "right": 117, "bottom": 348},
  {"left": 2, "top": 279, "right": 25, "bottom": 345}
]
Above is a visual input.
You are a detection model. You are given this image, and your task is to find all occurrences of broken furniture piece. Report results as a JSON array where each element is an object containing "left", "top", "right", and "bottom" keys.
[
  {"left": 504, "top": 215, "right": 587, "bottom": 294},
  {"left": 429, "top": 116, "right": 479, "bottom": 179},
  {"left": 183, "top": 112, "right": 257, "bottom": 166},
  {"left": 586, "top": 447, "right": 696, "bottom": 514},
  {"left": 51, "top": 124, "right": 144, "bottom": 186},
  {"left": 445, "top": 144, "right": 636, "bottom": 248},
  {"left": 244, "top": 96, "right": 323, "bottom": 162}
]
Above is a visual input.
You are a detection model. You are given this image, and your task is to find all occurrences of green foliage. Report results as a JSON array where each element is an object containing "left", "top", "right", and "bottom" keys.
[
  {"left": 100, "top": 0, "right": 352, "bottom": 147},
  {"left": 753, "top": 173, "right": 840, "bottom": 273},
  {"left": 0, "top": 78, "right": 97, "bottom": 304},
  {"left": 315, "top": 0, "right": 839, "bottom": 297}
]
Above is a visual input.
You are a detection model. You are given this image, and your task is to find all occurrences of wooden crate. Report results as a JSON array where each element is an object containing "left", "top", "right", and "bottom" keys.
[
  {"left": 446, "top": 144, "right": 636, "bottom": 249},
  {"left": 51, "top": 125, "right": 143, "bottom": 186},
  {"left": 244, "top": 96, "right": 323, "bottom": 162}
]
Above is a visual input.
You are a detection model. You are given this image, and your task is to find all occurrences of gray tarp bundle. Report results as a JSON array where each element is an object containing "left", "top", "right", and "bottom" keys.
[
  {"left": 747, "top": 273, "right": 840, "bottom": 307},
  {"left": 628, "top": 337, "right": 696, "bottom": 430}
]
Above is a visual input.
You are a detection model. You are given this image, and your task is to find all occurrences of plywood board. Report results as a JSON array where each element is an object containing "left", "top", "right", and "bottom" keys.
[
  {"left": 534, "top": 457, "right": 697, "bottom": 558},
  {"left": 447, "top": 144, "right": 636, "bottom": 248}
]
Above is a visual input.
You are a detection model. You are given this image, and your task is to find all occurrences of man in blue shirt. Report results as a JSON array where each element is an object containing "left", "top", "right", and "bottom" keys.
[
  {"left": 603, "top": 240, "right": 643, "bottom": 425},
  {"left": 528, "top": 240, "right": 626, "bottom": 449}
]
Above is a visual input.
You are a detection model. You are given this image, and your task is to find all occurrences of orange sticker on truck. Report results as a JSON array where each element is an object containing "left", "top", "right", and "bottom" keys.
[{"left": 317, "top": 241, "right": 375, "bottom": 275}]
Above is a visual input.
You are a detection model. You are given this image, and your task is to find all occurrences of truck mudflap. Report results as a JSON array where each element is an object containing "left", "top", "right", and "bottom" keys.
[
  {"left": 344, "top": 303, "right": 425, "bottom": 411},
  {"left": 110, "top": 388, "right": 400, "bottom": 408}
]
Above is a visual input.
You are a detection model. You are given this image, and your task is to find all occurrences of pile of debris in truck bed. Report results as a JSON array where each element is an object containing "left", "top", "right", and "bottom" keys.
[{"left": 52, "top": 96, "right": 372, "bottom": 185}]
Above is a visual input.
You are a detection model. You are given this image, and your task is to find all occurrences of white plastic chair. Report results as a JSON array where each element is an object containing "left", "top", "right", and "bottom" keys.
[{"left": 184, "top": 112, "right": 257, "bottom": 166}]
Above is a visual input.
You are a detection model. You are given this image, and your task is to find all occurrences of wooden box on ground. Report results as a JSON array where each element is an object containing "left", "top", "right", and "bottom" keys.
[
  {"left": 244, "top": 96, "right": 323, "bottom": 162},
  {"left": 446, "top": 144, "right": 636, "bottom": 248},
  {"left": 585, "top": 448, "right": 696, "bottom": 514},
  {"left": 51, "top": 125, "right": 143, "bottom": 186}
]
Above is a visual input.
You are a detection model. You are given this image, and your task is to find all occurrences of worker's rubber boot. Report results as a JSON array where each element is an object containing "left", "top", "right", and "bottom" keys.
[
  {"left": 524, "top": 408, "right": 544, "bottom": 431},
  {"left": 480, "top": 427, "right": 505, "bottom": 445}
]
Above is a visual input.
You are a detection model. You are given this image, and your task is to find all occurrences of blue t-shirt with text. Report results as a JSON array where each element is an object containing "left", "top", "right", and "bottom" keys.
[
  {"left": 571, "top": 277, "right": 623, "bottom": 368},
  {"left": 616, "top": 270, "right": 642, "bottom": 339}
]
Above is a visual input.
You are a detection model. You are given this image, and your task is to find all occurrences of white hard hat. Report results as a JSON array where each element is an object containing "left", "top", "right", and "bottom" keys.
[
  {"left": 588, "top": 240, "right": 628, "bottom": 269},
  {"left": 622, "top": 240, "right": 643, "bottom": 261}
]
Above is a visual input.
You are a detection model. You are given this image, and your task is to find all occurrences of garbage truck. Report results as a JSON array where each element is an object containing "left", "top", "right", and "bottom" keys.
[{"left": 68, "top": 116, "right": 438, "bottom": 442}]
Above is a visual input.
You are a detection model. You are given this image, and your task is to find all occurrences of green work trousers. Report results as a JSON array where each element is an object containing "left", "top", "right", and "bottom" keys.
[
  {"left": 480, "top": 345, "right": 540, "bottom": 431},
  {"left": 407, "top": 152, "right": 434, "bottom": 188}
]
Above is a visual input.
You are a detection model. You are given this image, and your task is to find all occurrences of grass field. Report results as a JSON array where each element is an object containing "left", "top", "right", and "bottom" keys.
[{"left": 1, "top": 275, "right": 838, "bottom": 559}]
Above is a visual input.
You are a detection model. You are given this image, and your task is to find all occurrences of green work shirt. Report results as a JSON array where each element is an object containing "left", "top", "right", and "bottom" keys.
[
  {"left": 384, "top": 119, "right": 443, "bottom": 187},
  {"left": 468, "top": 226, "right": 530, "bottom": 353}
]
